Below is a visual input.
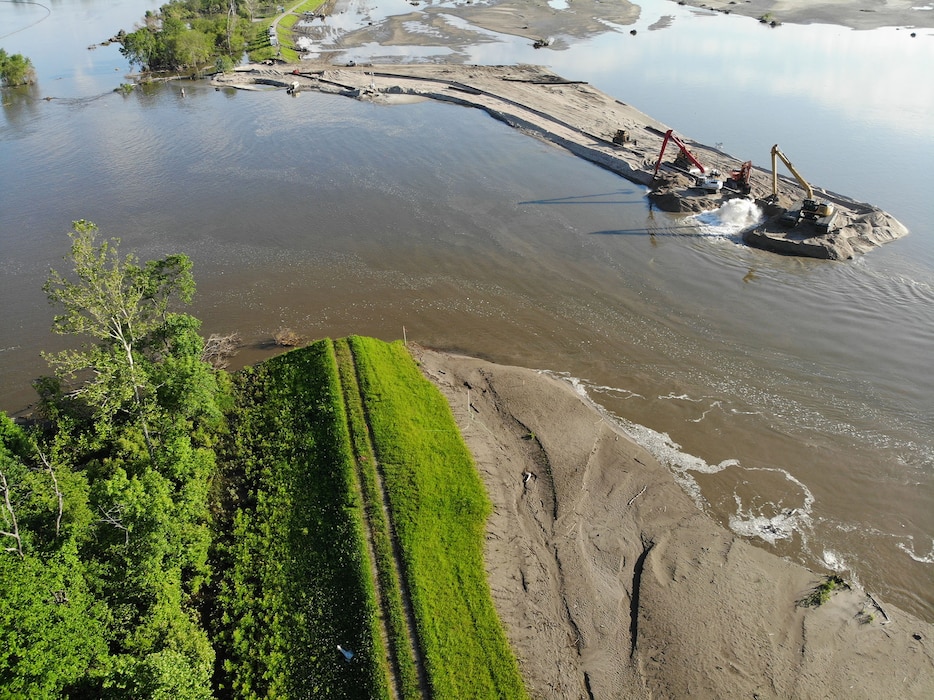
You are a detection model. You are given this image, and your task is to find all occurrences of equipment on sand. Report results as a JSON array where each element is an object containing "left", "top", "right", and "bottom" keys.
[
  {"left": 770, "top": 144, "right": 836, "bottom": 233},
  {"left": 653, "top": 129, "right": 723, "bottom": 193}
]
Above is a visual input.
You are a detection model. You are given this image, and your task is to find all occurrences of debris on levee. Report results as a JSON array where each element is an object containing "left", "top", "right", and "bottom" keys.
[{"left": 213, "top": 63, "right": 907, "bottom": 260}]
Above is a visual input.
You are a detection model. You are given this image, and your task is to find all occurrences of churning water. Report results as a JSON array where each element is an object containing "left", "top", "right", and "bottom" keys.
[{"left": 691, "top": 198, "right": 765, "bottom": 238}]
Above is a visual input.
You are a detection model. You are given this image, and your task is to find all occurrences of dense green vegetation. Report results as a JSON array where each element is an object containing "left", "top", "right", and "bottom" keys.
[
  {"left": 210, "top": 339, "right": 388, "bottom": 698},
  {"left": 1, "top": 225, "right": 526, "bottom": 697},
  {"left": 2, "top": 221, "right": 226, "bottom": 697},
  {"left": 0, "top": 49, "right": 36, "bottom": 86},
  {"left": 120, "top": 1, "right": 256, "bottom": 72}
]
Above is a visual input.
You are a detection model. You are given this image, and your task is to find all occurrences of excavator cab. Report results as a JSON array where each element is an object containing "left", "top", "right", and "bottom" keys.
[{"left": 730, "top": 161, "right": 752, "bottom": 194}]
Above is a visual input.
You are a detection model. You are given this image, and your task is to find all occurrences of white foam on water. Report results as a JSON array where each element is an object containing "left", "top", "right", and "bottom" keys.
[
  {"left": 657, "top": 392, "right": 733, "bottom": 423},
  {"left": 820, "top": 549, "right": 861, "bottom": 588},
  {"left": 897, "top": 536, "right": 934, "bottom": 564},
  {"left": 658, "top": 393, "right": 702, "bottom": 402},
  {"left": 541, "top": 370, "right": 739, "bottom": 509},
  {"left": 727, "top": 467, "right": 815, "bottom": 545},
  {"left": 691, "top": 198, "right": 764, "bottom": 238},
  {"left": 821, "top": 549, "right": 848, "bottom": 572},
  {"left": 542, "top": 372, "right": 818, "bottom": 544}
]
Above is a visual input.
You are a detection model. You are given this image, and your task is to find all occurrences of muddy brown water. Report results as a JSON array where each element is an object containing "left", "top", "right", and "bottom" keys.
[{"left": 1, "top": 0, "right": 932, "bottom": 621}]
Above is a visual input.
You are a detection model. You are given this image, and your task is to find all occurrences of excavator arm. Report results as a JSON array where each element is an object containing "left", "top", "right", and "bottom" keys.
[
  {"left": 654, "top": 129, "right": 707, "bottom": 177},
  {"left": 770, "top": 144, "right": 836, "bottom": 231},
  {"left": 770, "top": 144, "right": 814, "bottom": 200}
]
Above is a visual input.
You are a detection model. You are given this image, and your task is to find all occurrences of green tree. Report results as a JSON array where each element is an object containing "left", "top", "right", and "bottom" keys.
[
  {"left": 118, "top": 1, "right": 255, "bottom": 72},
  {"left": 0, "top": 413, "right": 110, "bottom": 696},
  {"left": 42, "top": 220, "right": 196, "bottom": 461},
  {"left": 34, "top": 224, "right": 225, "bottom": 697},
  {"left": 169, "top": 28, "right": 214, "bottom": 70},
  {"left": 0, "top": 49, "right": 37, "bottom": 87},
  {"left": 120, "top": 26, "right": 163, "bottom": 71},
  {"left": 0, "top": 545, "right": 110, "bottom": 696}
]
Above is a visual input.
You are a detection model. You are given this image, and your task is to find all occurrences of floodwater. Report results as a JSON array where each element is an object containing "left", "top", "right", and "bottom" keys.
[{"left": 1, "top": 0, "right": 932, "bottom": 621}]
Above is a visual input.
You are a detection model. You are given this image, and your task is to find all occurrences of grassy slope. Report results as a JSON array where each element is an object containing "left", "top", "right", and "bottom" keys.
[
  {"left": 350, "top": 336, "right": 527, "bottom": 700},
  {"left": 212, "top": 336, "right": 526, "bottom": 698},
  {"left": 334, "top": 338, "right": 421, "bottom": 699},
  {"left": 250, "top": 0, "right": 326, "bottom": 63}
]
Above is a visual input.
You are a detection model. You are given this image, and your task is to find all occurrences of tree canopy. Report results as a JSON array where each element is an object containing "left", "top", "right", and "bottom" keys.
[
  {"left": 2, "top": 222, "right": 229, "bottom": 697},
  {"left": 120, "top": 1, "right": 257, "bottom": 72},
  {"left": 0, "top": 49, "right": 37, "bottom": 87}
]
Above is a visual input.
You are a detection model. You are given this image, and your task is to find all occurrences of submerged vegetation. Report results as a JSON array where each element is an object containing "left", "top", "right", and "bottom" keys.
[
  {"left": 0, "top": 224, "right": 525, "bottom": 696},
  {"left": 798, "top": 575, "right": 849, "bottom": 608}
]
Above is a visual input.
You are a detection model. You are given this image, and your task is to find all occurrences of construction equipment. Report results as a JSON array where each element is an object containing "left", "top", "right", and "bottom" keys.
[
  {"left": 729, "top": 160, "right": 752, "bottom": 194},
  {"left": 653, "top": 129, "right": 723, "bottom": 193},
  {"left": 654, "top": 129, "right": 707, "bottom": 176},
  {"left": 770, "top": 144, "right": 836, "bottom": 232}
]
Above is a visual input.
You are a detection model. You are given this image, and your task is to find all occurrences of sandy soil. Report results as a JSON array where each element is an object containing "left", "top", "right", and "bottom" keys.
[{"left": 413, "top": 345, "right": 934, "bottom": 698}]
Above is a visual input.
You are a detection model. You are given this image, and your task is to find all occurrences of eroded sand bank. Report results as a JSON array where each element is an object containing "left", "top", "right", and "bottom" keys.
[{"left": 415, "top": 346, "right": 934, "bottom": 699}]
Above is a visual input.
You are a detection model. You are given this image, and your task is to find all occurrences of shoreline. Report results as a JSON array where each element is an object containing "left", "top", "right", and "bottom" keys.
[{"left": 414, "top": 345, "right": 934, "bottom": 698}]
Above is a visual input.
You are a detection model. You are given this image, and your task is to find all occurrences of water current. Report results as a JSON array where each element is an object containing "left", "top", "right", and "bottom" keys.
[{"left": 1, "top": 0, "right": 932, "bottom": 620}]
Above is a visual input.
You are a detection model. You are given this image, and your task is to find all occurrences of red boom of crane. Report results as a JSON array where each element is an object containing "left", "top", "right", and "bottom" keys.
[{"left": 653, "top": 129, "right": 707, "bottom": 177}]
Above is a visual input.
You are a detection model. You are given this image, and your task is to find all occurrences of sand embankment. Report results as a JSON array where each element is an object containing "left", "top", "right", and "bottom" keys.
[
  {"left": 414, "top": 346, "right": 934, "bottom": 699},
  {"left": 213, "top": 62, "right": 907, "bottom": 259}
]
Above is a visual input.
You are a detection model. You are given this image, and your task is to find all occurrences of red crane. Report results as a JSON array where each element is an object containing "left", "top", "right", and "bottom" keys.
[{"left": 653, "top": 129, "right": 708, "bottom": 177}]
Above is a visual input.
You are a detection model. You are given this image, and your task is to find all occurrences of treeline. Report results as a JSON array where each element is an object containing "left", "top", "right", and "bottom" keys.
[
  {"left": 1, "top": 221, "right": 227, "bottom": 697},
  {"left": 119, "top": 0, "right": 277, "bottom": 72}
]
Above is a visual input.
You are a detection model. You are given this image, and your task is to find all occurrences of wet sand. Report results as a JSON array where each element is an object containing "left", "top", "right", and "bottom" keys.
[{"left": 415, "top": 345, "right": 934, "bottom": 698}]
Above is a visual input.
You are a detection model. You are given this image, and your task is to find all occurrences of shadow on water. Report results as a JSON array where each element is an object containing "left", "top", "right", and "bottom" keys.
[
  {"left": 590, "top": 225, "right": 715, "bottom": 238},
  {"left": 519, "top": 189, "right": 645, "bottom": 206}
]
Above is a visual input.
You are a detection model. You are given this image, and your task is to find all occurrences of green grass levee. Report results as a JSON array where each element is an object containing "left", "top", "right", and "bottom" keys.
[
  {"left": 334, "top": 338, "right": 421, "bottom": 699},
  {"left": 212, "top": 339, "right": 389, "bottom": 699},
  {"left": 350, "top": 336, "right": 528, "bottom": 699},
  {"left": 211, "top": 336, "right": 526, "bottom": 698}
]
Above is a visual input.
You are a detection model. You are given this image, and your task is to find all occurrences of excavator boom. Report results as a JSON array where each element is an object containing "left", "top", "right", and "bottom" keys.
[
  {"left": 770, "top": 144, "right": 814, "bottom": 200},
  {"left": 654, "top": 129, "right": 707, "bottom": 176},
  {"left": 770, "top": 144, "right": 836, "bottom": 232}
]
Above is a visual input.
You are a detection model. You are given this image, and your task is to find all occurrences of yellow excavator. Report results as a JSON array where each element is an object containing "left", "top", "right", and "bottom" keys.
[{"left": 770, "top": 144, "right": 836, "bottom": 233}]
